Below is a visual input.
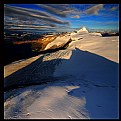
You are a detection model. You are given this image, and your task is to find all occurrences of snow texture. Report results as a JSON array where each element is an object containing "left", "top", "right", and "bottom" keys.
[{"left": 4, "top": 31, "right": 119, "bottom": 119}]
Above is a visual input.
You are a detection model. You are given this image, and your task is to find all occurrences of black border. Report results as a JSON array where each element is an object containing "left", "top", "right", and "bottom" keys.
[
  {"left": 1, "top": 0, "right": 121, "bottom": 4},
  {"left": 2, "top": 0, "right": 120, "bottom": 120}
]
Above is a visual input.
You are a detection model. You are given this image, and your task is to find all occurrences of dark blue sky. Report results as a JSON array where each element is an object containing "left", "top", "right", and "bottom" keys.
[{"left": 4, "top": 4, "right": 119, "bottom": 32}]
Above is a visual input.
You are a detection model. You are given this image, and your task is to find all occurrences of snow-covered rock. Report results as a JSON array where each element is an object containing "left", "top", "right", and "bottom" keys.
[{"left": 77, "top": 27, "right": 88, "bottom": 33}]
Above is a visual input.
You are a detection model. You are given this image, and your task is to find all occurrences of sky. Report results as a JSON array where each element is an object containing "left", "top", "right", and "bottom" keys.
[{"left": 4, "top": 4, "right": 119, "bottom": 33}]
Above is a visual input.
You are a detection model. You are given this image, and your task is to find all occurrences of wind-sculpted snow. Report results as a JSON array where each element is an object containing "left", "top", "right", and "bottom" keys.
[
  {"left": 4, "top": 49, "right": 90, "bottom": 119},
  {"left": 4, "top": 50, "right": 71, "bottom": 90},
  {"left": 4, "top": 32, "right": 119, "bottom": 119},
  {"left": 4, "top": 83, "right": 89, "bottom": 119}
]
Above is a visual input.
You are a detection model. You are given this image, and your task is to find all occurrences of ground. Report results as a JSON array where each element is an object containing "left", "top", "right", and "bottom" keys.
[{"left": 4, "top": 33, "right": 119, "bottom": 119}]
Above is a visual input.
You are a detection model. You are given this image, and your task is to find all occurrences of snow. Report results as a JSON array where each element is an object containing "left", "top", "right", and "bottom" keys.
[
  {"left": 44, "top": 35, "right": 70, "bottom": 50},
  {"left": 69, "top": 34, "right": 119, "bottom": 63},
  {"left": 4, "top": 55, "right": 43, "bottom": 78},
  {"left": 26, "top": 85, "right": 89, "bottom": 119},
  {"left": 89, "top": 32, "right": 102, "bottom": 36},
  {"left": 77, "top": 27, "right": 88, "bottom": 33},
  {"left": 53, "top": 48, "right": 118, "bottom": 119},
  {"left": 4, "top": 32, "right": 119, "bottom": 119}
]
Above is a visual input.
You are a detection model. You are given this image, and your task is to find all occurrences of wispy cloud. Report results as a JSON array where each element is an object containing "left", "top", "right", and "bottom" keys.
[
  {"left": 4, "top": 4, "right": 119, "bottom": 32},
  {"left": 4, "top": 4, "right": 70, "bottom": 32},
  {"left": 37, "top": 4, "right": 80, "bottom": 18},
  {"left": 5, "top": 5, "right": 69, "bottom": 25},
  {"left": 110, "top": 6, "right": 118, "bottom": 11},
  {"left": 71, "top": 15, "right": 80, "bottom": 19},
  {"left": 85, "top": 4, "right": 104, "bottom": 15},
  {"left": 14, "top": 25, "right": 56, "bottom": 29}
]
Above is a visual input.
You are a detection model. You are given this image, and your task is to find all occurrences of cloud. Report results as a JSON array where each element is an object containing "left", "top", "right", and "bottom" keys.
[
  {"left": 110, "top": 6, "right": 118, "bottom": 11},
  {"left": 37, "top": 4, "right": 81, "bottom": 18},
  {"left": 4, "top": 23, "right": 58, "bottom": 31},
  {"left": 5, "top": 4, "right": 118, "bottom": 33},
  {"left": 14, "top": 25, "right": 56, "bottom": 28},
  {"left": 4, "top": 4, "right": 83, "bottom": 32},
  {"left": 37, "top": 4, "right": 68, "bottom": 17},
  {"left": 4, "top": 4, "right": 70, "bottom": 32},
  {"left": 85, "top": 4, "right": 103, "bottom": 15},
  {"left": 71, "top": 15, "right": 80, "bottom": 19},
  {"left": 5, "top": 5, "right": 69, "bottom": 25}
]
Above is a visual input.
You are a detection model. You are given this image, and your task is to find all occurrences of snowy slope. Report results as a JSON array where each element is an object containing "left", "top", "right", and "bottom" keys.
[
  {"left": 4, "top": 32, "right": 119, "bottom": 119},
  {"left": 44, "top": 34, "right": 70, "bottom": 50}
]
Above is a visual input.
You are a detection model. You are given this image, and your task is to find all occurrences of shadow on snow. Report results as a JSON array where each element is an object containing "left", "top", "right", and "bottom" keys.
[{"left": 4, "top": 48, "right": 119, "bottom": 119}]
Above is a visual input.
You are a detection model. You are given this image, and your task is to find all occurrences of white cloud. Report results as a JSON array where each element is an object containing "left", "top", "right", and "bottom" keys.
[
  {"left": 85, "top": 4, "right": 103, "bottom": 15},
  {"left": 110, "top": 6, "right": 118, "bottom": 11},
  {"left": 71, "top": 15, "right": 80, "bottom": 19}
]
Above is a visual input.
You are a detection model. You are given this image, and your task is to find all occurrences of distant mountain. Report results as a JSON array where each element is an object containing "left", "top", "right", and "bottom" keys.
[
  {"left": 101, "top": 32, "right": 119, "bottom": 37},
  {"left": 89, "top": 32, "right": 102, "bottom": 37},
  {"left": 77, "top": 27, "right": 89, "bottom": 33}
]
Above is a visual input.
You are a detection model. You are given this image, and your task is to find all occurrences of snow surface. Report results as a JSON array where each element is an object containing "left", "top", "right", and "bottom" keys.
[
  {"left": 4, "top": 32, "right": 119, "bottom": 119},
  {"left": 44, "top": 34, "right": 70, "bottom": 50}
]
